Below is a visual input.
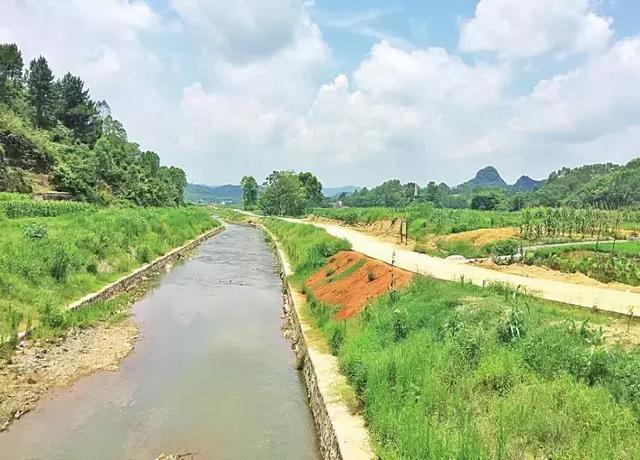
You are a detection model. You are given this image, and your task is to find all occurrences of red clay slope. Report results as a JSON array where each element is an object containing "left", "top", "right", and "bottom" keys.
[{"left": 306, "top": 251, "right": 413, "bottom": 319}]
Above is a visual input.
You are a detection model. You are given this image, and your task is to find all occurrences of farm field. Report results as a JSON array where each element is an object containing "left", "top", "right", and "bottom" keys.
[
  {"left": 266, "top": 217, "right": 640, "bottom": 459},
  {"left": 312, "top": 205, "right": 640, "bottom": 285},
  {"left": 0, "top": 194, "right": 218, "bottom": 350},
  {"left": 521, "top": 241, "right": 640, "bottom": 287}
]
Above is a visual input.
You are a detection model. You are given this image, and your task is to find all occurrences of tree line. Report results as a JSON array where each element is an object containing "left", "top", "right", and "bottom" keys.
[{"left": 0, "top": 43, "right": 186, "bottom": 206}]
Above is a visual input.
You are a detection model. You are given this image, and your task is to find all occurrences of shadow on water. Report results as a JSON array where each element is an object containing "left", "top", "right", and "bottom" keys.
[{"left": 0, "top": 224, "right": 321, "bottom": 460}]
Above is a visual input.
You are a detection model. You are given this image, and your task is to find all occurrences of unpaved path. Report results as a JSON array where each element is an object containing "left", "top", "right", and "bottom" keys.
[{"left": 288, "top": 219, "right": 640, "bottom": 316}]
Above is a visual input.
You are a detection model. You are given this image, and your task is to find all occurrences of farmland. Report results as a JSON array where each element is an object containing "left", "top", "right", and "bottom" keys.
[
  {"left": 268, "top": 217, "right": 640, "bottom": 459},
  {"left": 0, "top": 195, "right": 218, "bottom": 350},
  {"left": 524, "top": 241, "right": 640, "bottom": 286}
]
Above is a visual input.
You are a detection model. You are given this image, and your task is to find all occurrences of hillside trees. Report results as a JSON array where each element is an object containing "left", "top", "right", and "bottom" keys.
[
  {"left": 0, "top": 42, "right": 187, "bottom": 206},
  {"left": 240, "top": 175, "right": 259, "bottom": 209},
  {"left": 27, "top": 56, "right": 55, "bottom": 128},
  {"left": 55, "top": 73, "right": 102, "bottom": 145},
  {"left": 0, "top": 44, "right": 23, "bottom": 102}
]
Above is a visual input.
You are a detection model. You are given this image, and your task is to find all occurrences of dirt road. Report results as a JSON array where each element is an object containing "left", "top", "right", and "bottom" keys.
[{"left": 288, "top": 218, "right": 640, "bottom": 317}]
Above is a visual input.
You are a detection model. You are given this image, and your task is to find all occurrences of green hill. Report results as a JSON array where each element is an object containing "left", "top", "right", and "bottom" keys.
[
  {"left": 455, "top": 166, "right": 507, "bottom": 192},
  {"left": 0, "top": 42, "right": 186, "bottom": 206}
]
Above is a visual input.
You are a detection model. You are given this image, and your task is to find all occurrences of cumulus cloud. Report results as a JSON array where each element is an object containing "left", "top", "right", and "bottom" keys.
[
  {"left": 459, "top": 0, "right": 612, "bottom": 58},
  {"left": 169, "top": 0, "right": 304, "bottom": 62},
  {"left": 512, "top": 38, "right": 640, "bottom": 141},
  {"left": 1, "top": 0, "right": 638, "bottom": 186}
]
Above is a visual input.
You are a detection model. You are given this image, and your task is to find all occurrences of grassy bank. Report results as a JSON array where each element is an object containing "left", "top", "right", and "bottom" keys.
[
  {"left": 270, "top": 218, "right": 640, "bottom": 458},
  {"left": 0, "top": 201, "right": 218, "bottom": 347},
  {"left": 262, "top": 217, "right": 350, "bottom": 285}
]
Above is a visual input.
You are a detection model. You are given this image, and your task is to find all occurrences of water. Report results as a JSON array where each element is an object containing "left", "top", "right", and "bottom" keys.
[{"left": 0, "top": 225, "right": 320, "bottom": 459}]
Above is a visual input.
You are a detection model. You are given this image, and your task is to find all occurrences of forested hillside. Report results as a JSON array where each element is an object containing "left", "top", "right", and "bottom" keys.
[
  {"left": 0, "top": 43, "right": 185, "bottom": 206},
  {"left": 336, "top": 161, "right": 639, "bottom": 211}
]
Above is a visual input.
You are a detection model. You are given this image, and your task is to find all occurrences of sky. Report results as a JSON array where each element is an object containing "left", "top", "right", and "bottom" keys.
[{"left": 1, "top": 0, "right": 639, "bottom": 187}]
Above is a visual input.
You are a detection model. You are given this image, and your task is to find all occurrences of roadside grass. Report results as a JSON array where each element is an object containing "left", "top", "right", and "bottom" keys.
[
  {"left": 262, "top": 217, "right": 350, "bottom": 287},
  {"left": 312, "top": 205, "right": 523, "bottom": 237},
  {"left": 0, "top": 206, "right": 218, "bottom": 348},
  {"left": 526, "top": 242, "right": 640, "bottom": 286},
  {"left": 272, "top": 219, "right": 640, "bottom": 459}
]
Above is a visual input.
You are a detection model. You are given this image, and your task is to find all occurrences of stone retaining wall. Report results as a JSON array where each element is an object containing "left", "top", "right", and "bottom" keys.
[{"left": 264, "top": 225, "right": 374, "bottom": 460}]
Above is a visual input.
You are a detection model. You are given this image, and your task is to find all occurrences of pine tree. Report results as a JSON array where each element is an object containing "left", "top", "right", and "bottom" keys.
[
  {"left": 55, "top": 72, "right": 101, "bottom": 144},
  {"left": 27, "top": 56, "right": 55, "bottom": 128},
  {"left": 0, "top": 43, "right": 24, "bottom": 102}
]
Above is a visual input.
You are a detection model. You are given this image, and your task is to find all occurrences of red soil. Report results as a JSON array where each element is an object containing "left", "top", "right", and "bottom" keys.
[{"left": 306, "top": 251, "right": 413, "bottom": 319}]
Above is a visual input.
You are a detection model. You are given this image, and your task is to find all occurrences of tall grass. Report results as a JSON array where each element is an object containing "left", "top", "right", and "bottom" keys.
[
  {"left": 262, "top": 217, "right": 350, "bottom": 285},
  {"left": 271, "top": 220, "right": 640, "bottom": 458},
  {"left": 0, "top": 206, "right": 218, "bottom": 347}
]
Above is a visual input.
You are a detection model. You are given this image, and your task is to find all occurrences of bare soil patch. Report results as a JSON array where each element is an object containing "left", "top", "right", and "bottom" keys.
[
  {"left": 441, "top": 227, "right": 519, "bottom": 247},
  {"left": 474, "top": 259, "right": 640, "bottom": 294},
  {"left": 306, "top": 251, "right": 413, "bottom": 319},
  {"left": 0, "top": 320, "right": 138, "bottom": 431}
]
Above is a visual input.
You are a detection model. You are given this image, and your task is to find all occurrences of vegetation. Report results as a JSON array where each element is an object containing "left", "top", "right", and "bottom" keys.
[
  {"left": 261, "top": 217, "right": 350, "bottom": 285},
  {"left": 525, "top": 242, "right": 640, "bottom": 286},
  {"left": 271, "top": 219, "right": 640, "bottom": 459},
  {"left": 0, "top": 204, "right": 217, "bottom": 348},
  {"left": 0, "top": 43, "right": 186, "bottom": 206},
  {"left": 258, "top": 170, "right": 325, "bottom": 216},
  {"left": 240, "top": 175, "right": 259, "bottom": 209},
  {"left": 335, "top": 160, "right": 640, "bottom": 211}
]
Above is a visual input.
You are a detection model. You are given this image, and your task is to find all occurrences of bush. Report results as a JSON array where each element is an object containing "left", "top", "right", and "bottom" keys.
[{"left": 23, "top": 222, "right": 48, "bottom": 239}]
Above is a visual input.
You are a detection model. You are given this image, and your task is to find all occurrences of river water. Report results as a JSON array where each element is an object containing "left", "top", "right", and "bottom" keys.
[{"left": 0, "top": 224, "right": 320, "bottom": 459}]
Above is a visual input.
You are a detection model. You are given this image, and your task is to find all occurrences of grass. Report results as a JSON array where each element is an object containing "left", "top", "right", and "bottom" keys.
[
  {"left": 313, "top": 205, "right": 523, "bottom": 239},
  {"left": 525, "top": 242, "right": 640, "bottom": 286},
  {"left": 0, "top": 205, "right": 218, "bottom": 348},
  {"left": 271, "top": 219, "right": 640, "bottom": 459},
  {"left": 261, "top": 217, "right": 351, "bottom": 286}
]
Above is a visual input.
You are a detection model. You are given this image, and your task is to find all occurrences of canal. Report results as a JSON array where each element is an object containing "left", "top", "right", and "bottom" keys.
[{"left": 0, "top": 224, "right": 320, "bottom": 459}]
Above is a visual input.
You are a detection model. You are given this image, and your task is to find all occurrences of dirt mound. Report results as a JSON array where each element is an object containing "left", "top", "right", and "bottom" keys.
[
  {"left": 441, "top": 227, "right": 519, "bottom": 247},
  {"left": 306, "top": 251, "right": 413, "bottom": 319}
]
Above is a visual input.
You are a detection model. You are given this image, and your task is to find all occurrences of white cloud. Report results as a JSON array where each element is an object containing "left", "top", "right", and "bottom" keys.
[
  {"left": 459, "top": 0, "right": 612, "bottom": 58},
  {"left": 169, "top": 0, "right": 304, "bottom": 62},
  {"left": 512, "top": 37, "right": 640, "bottom": 142}
]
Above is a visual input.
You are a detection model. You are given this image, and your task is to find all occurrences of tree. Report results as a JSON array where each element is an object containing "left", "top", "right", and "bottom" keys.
[
  {"left": 259, "top": 171, "right": 306, "bottom": 216},
  {"left": 471, "top": 191, "right": 499, "bottom": 210},
  {"left": 55, "top": 73, "right": 102, "bottom": 144},
  {"left": 297, "top": 171, "right": 323, "bottom": 207},
  {"left": 0, "top": 43, "right": 23, "bottom": 102},
  {"left": 27, "top": 56, "right": 55, "bottom": 128},
  {"left": 240, "top": 175, "right": 259, "bottom": 209}
]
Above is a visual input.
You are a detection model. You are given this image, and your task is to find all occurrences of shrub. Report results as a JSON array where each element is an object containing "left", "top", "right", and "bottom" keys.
[
  {"left": 497, "top": 308, "right": 527, "bottom": 343},
  {"left": 23, "top": 222, "right": 48, "bottom": 239}
]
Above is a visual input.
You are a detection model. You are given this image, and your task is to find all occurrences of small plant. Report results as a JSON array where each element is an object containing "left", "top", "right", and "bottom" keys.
[
  {"left": 325, "top": 268, "right": 336, "bottom": 277},
  {"left": 496, "top": 308, "right": 527, "bottom": 343},
  {"left": 367, "top": 269, "right": 377, "bottom": 282},
  {"left": 51, "top": 246, "right": 72, "bottom": 282},
  {"left": 23, "top": 222, "right": 48, "bottom": 239}
]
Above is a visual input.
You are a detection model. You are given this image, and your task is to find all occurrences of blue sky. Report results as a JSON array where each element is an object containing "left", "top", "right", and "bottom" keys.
[{"left": 1, "top": 0, "right": 640, "bottom": 187}]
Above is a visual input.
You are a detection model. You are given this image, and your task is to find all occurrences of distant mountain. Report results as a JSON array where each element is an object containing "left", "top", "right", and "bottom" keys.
[
  {"left": 513, "top": 175, "right": 545, "bottom": 191},
  {"left": 455, "top": 166, "right": 507, "bottom": 191},
  {"left": 323, "top": 185, "right": 361, "bottom": 198},
  {"left": 184, "top": 183, "right": 242, "bottom": 204}
]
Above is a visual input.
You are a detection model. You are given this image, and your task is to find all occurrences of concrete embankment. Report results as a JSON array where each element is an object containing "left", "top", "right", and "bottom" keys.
[{"left": 266, "top": 228, "right": 374, "bottom": 460}]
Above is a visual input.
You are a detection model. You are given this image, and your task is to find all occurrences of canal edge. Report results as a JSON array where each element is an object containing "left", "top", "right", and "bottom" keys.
[{"left": 259, "top": 223, "right": 375, "bottom": 460}]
